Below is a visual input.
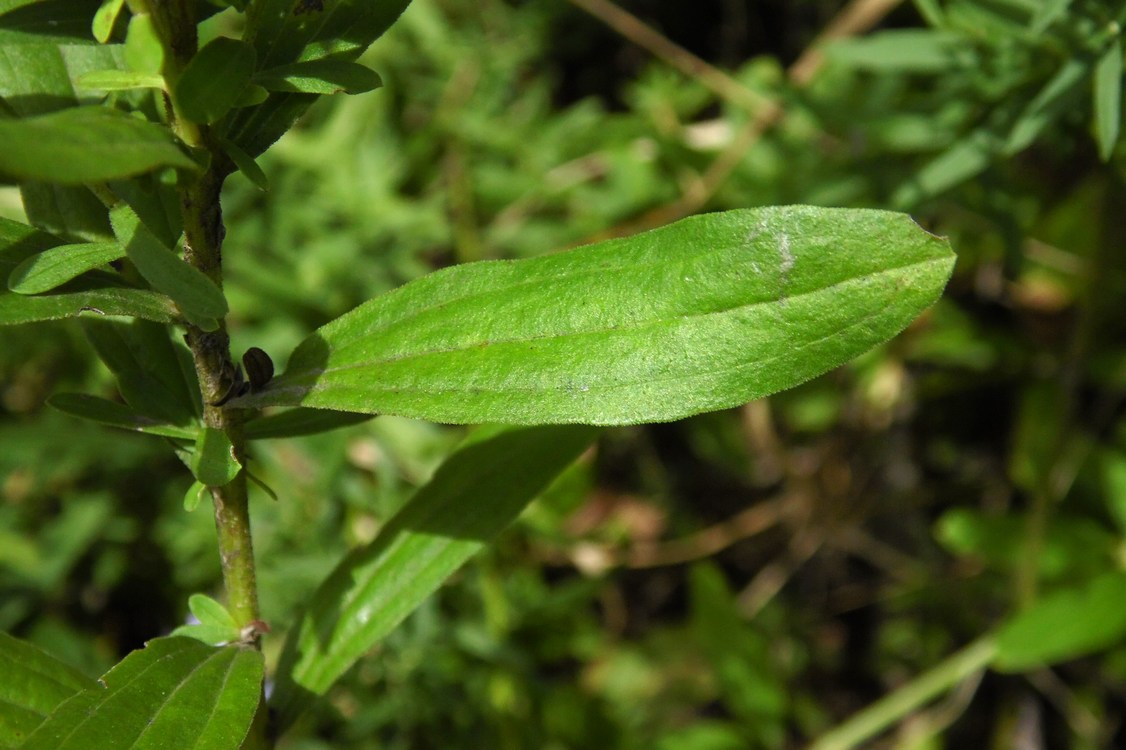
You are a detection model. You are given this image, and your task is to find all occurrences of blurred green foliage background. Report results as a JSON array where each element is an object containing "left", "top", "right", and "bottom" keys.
[{"left": 3, "top": 0, "right": 1126, "bottom": 747}]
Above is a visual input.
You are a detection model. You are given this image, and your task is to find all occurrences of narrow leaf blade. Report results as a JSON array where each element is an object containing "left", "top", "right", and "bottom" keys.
[
  {"left": 76, "top": 69, "right": 164, "bottom": 92},
  {"left": 48, "top": 392, "right": 198, "bottom": 439},
  {"left": 0, "top": 107, "right": 197, "bottom": 184},
  {"left": 235, "top": 207, "right": 955, "bottom": 425},
  {"left": 271, "top": 423, "right": 599, "bottom": 727},
  {"left": 8, "top": 241, "right": 124, "bottom": 294},
  {"left": 110, "top": 204, "right": 228, "bottom": 321},
  {"left": 255, "top": 59, "right": 382, "bottom": 95},
  {"left": 1094, "top": 38, "right": 1123, "bottom": 161}
]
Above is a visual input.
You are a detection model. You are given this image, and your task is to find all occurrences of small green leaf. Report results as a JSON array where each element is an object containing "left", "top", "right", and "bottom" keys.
[
  {"left": 192, "top": 427, "right": 242, "bottom": 487},
  {"left": 1094, "top": 37, "right": 1122, "bottom": 161},
  {"left": 0, "top": 632, "right": 97, "bottom": 748},
  {"left": 19, "top": 637, "right": 263, "bottom": 750},
  {"left": 174, "top": 36, "right": 256, "bottom": 124},
  {"left": 244, "top": 407, "right": 372, "bottom": 440},
  {"left": 123, "top": 12, "right": 164, "bottom": 75},
  {"left": 220, "top": 136, "right": 269, "bottom": 191},
  {"left": 8, "top": 241, "right": 124, "bottom": 294},
  {"left": 76, "top": 69, "right": 164, "bottom": 91},
  {"left": 272, "top": 423, "right": 599, "bottom": 728},
  {"left": 49, "top": 392, "right": 198, "bottom": 439},
  {"left": 110, "top": 204, "right": 228, "bottom": 322},
  {"left": 171, "top": 594, "right": 241, "bottom": 645},
  {"left": 0, "top": 107, "right": 196, "bottom": 184},
  {"left": 183, "top": 479, "right": 207, "bottom": 511},
  {"left": 236, "top": 207, "right": 955, "bottom": 426},
  {"left": 255, "top": 59, "right": 382, "bottom": 95},
  {"left": 92, "top": 0, "right": 126, "bottom": 44},
  {"left": 994, "top": 572, "right": 1126, "bottom": 671},
  {"left": 188, "top": 594, "right": 239, "bottom": 630}
]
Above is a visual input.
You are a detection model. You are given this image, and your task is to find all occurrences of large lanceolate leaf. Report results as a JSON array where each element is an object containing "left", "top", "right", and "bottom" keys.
[
  {"left": 271, "top": 423, "right": 599, "bottom": 728},
  {"left": 0, "top": 216, "right": 175, "bottom": 325},
  {"left": 19, "top": 637, "right": 263, "bottom": 750},
  {"left": 0, "top": 632, "right": 96, "bottom": 749},
  {"left": 234, "top": 207, "right": 955, "bottom": 425},
  {"left": 227, "top": 0, "right": 411, "bottom": 156}
]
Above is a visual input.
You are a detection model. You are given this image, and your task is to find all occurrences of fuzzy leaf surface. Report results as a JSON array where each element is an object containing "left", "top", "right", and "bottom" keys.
[
  {"left": 236, "top": 207, "right": 955, "bottom": 425},
  {"left": 18, "top": 637, "right": 263, "bottom": 750}
]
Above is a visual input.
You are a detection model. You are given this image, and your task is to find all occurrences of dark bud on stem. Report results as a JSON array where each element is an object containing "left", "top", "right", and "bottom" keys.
[{"left": 243, "top": 347, "right": 274, "bottom": 392}]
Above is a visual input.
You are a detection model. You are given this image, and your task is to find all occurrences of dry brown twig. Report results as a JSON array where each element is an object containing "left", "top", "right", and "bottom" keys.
[{"left": 567, "top": 0, "right": 904, "bottom": 237}]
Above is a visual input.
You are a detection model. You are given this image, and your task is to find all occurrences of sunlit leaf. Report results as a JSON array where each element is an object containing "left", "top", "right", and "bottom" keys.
[{"left": 235, "top": 207, "right": 955, "bottom": 425}]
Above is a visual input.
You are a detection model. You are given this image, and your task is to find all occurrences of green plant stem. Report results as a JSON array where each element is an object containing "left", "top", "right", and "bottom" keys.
[
  {"left": 181, "top": 155, "right": 257, "bottom": 630},
  {"left": 143, "top": 0, "right": 259, "bottom": 635},
  {"left": 809, "top": 636, "right": 997, "bottom": 750}
]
